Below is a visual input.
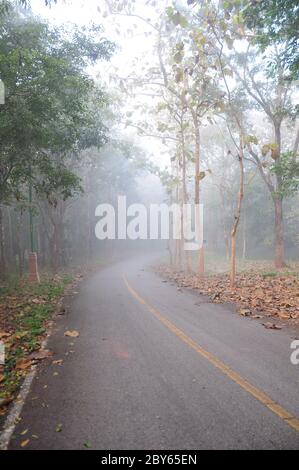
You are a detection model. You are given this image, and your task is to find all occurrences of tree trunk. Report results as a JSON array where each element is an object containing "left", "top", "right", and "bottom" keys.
[
  {"left": 273, "top": 121, "right": 286, "bottom": 268},
  {"left": 192, "top": 112, "right": 204, "bottom": 277},
  {"left": 15, "top": 212, "right": 25, "bottom": 277},
  {"left": 0, "top": 206, "right": 6, "bottom": 278},
  {"left": 242, "top": 208, "right": 247, "bottom": 261},
  {"left": 274, "top": 196, "right": 286, "bottom": 268},
  {"left": 181, "top": 119, "right": 192, "bottom": 273},
  {"left": 230, "top": 138, "right": 244, "bottom": 288}
]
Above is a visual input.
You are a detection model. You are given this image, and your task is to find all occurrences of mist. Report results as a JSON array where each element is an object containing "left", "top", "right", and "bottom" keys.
[{"left": 0, "top": 0, "right": 298, "bottom": 453}]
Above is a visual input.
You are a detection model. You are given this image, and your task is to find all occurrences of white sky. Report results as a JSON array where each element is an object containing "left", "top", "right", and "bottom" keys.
[{"left": 30, "top": 0, "right": 171, "bottom": 168}]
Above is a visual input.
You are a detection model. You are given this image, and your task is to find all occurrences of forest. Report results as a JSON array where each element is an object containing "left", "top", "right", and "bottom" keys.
[
  {"left": 0, "top": 0, "right": 298, "bottom": 452},
  {"left": 0, "top": 0, "right": 298, "bottom": 281}
]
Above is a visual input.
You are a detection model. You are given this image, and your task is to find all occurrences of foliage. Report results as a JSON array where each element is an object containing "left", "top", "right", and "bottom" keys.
[
  {"left": 243, "top": 0, "right": 299, "bottom": 80},
  {"left": 0, "top": 7, "right": 114, "bottom": 203},
  {"left": 271, "top": 151, "right": 299, "bottom": 197},
  {"left": 0, "top": 274, "right": 71, "bottom": 403}
]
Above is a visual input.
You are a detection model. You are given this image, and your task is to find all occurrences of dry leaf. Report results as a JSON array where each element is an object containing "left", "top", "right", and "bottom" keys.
[
  {"left": 15, "top": 358, "right": 33, "bottom": 370},
  {"left": 20, "top": 439, "right": 30, "bottom": 448},
  {"left": 262, "top": 322, "right": 283, "bottom": 330},
  {"left": 0, "top": 331, "right": 11, "bottom": 339},
  {"left": 239, "top": 308, "right": 252, "bottom": 317},
  {"left": 278, "top": 312, "right": 290, "bottom": 320},
  {"left": 31, "top": 298, "right": 45, "bottom": 304},
  {"left": 28, "top": 349, "right": 53, "bottom": 361},
  {"left": 64, "top": 330, "right": 79, "bottom": 338},
  {"left": 52, "top": 359, "right": 63, "bottom": 366},
  {"left": 0, "top": 395, "right": 14, "bottom": 407}
]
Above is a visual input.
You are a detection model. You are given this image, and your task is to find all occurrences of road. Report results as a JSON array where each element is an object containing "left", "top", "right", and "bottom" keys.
[{"left": 4, "top": 254, "right": 299, "bottom": 449}]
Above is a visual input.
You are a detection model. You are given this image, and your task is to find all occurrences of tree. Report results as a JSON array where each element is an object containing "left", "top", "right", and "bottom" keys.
[
  {"left": 243, "top": 0, "right": 299, "bottom": 80},
  {"left": 190, "top": 0, "right": 299, "bottom": 269},
  {"left": 0, "top": 8, "right": 114, "bottom": 204},
  {"left": 232, "top": 47, "right": 298, "bottom": 268},
  {"left": 0, "top": 6, "right": 114, "bottom": 274}
]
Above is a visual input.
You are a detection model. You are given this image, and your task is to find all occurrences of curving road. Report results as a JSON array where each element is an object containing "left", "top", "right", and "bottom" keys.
[{"left": 4, "top": 254, "right": 299, "bottom": 449}]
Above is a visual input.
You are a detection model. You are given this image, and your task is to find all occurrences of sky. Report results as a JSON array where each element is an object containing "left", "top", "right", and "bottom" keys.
[{"left": 30, "top": 0, "right": 171, "bottom": 169}]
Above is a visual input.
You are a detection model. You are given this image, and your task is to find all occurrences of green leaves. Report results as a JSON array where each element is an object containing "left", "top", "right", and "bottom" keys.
[
  {"left": 0, "top": 7, "right": 114, "bottom": 203},
  {"left": 166, "top": 7, "right": 188, "bottom": 29},
  {"left": 175, "top": 68, "right": 184, "bottom": 83},
  {"left": 271, "top": 151, "right": 299, "bottom": 197},
  {"left": 174, "top": 51, "right": 183, "bottom": 64},
  {"left": 244, "top": 135, "right": 258, "bottom": 146},
  {"left": 261, "top": 143, "right": 279, "bottom": 159},
  {"left": 243, "top": 0, "right": 299, "bottom": 79}
]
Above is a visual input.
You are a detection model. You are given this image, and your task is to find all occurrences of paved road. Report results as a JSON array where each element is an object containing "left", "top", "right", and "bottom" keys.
[{"left": 5, "top": 254, "right": 299, "bottom": 449}]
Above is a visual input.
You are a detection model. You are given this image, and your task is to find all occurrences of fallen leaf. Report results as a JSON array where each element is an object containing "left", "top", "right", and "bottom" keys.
[
  {"left": 239, "top": 308, "right": 252, "bottom": 317},
  {"left": 83, "top": 442, "right": 92, "bottom": 449},
  {"left": 20, "top": 429, "right": 28, "bottom": 436},
  {"left": 20, "top": 439, "right": 30, "bottom": 448},
  {"left": 55, "top": 424, "right": 63, "bottom": 433},
  {"left": 0, "top": 331, "right": 11, "bottom": 340},
  {"left": 262, "top": 322, "right": 283, "bottom": 330},
  {"left": 28, "top": 349, "right": 53, "bottom": 361},
  {"left": 52, "top": 359, "right": 63, "bottom": 366},
  {"left": 278, "top": 312, "right": 291, "bottom": 320},
  {"left": 15, "top": 358, "right": 33, "bottom": 370},
  {"left": 64, "top": 330, "right": 79, "bottom": 338},
  {"left": 32, "top": 298, "right": 45, "bottom": 304}
]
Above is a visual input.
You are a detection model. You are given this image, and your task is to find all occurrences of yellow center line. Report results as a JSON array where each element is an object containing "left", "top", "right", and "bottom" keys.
[{"left": 123, "top": 274, "right": 299, "bottom": 433}]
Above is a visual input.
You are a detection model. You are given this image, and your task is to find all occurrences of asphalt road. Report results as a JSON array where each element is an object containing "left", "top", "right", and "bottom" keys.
[{"left": 5, "top": 254, "right": 299, "bottom": 449}]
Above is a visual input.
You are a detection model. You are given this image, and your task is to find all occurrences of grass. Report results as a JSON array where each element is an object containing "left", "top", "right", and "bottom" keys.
[{"left": 0, "top": 275, "right": 72, "bottom": 403}]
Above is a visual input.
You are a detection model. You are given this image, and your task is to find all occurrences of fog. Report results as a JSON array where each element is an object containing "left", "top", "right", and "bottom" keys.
[
  {"left": 1, "top": 0, "right": 299, "bottom": 452},
  {"left": 0, "top": 0, "right": 298, "bottom": 280}
]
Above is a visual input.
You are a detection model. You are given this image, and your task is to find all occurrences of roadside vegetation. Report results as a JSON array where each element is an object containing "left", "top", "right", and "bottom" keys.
[{"left": 0, "top": 274, "right": 73, "bottom": 413}]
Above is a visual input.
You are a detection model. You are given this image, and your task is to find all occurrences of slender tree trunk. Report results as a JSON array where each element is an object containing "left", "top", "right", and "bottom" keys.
[
  {"left": 168, "top": 239, "right": 174, "bottom": 266},
  {"left": 174, "top": 163, "right": 182, "bottom": 269},
  {"left": 0, "top": 206, "right": 6, "bottom": 278},
  {"left": 230, "top": 138, "right": 244, "bottom": 288},
  {"left": 192, "top": 112, "right": 204, "bottom": 277},
  {"left": 181, "top": 119, "right": 192, "bottom": 273},
  {"left": 168, "top": 190, "right": 174, "bottom": 266},
  {"left": 6, "top": 206, "right": 13, "bottom": 271},
  {"left": 242, "top": 208, "right": 247, "bottom": 261},
  {"left": 15, "top": 212, "right": 24, "bottom": 277},
  {"left": 273, "top": 195, "right": 286, "bottom": 268},
  {"left": 87, "top": 171, "right": 93, "bottom": 265},
  {"left": 273, "top": 121, "right": 286, "bottom": 268}
]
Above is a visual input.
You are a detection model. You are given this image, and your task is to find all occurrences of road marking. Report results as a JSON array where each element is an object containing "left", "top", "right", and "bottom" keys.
[
  {"left": 0, "top": 322, "right": 54, "bottom": 450},
  {"left": 123, "top": 275, "right": 299, "bottom": 433}
]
